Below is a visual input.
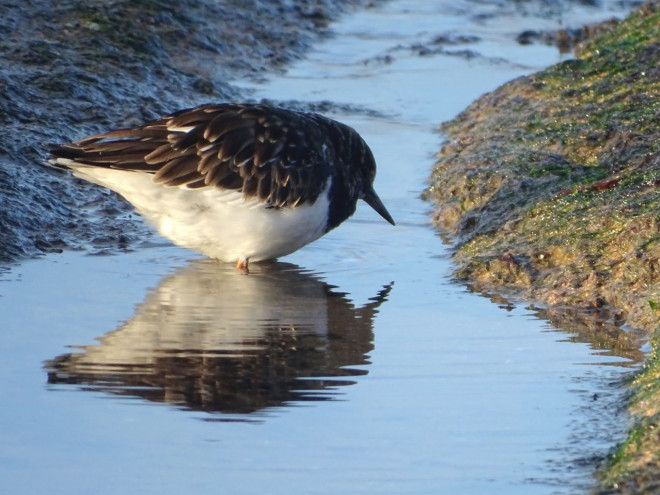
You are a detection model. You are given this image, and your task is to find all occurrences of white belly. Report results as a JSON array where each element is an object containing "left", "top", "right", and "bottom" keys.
[{"left": 71, "top": 167, "right": 330, "bottom": 262}]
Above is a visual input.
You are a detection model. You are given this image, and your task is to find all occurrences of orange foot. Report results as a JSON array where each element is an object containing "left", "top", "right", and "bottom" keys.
[{"left": 236, "top": 258, "right": 249, "bottom": 274}]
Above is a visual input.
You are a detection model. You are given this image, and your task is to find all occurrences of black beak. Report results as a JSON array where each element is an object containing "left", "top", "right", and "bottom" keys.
[{"left": 362, "top": 188, "right": 395, "bottom": 226}]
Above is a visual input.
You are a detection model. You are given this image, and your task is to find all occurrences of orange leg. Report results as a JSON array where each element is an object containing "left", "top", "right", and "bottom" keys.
[{"left": 236, "top": 258, "right": 249, "bottom": 274}]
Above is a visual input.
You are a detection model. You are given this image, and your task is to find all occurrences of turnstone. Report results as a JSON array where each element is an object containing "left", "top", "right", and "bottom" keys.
[{"left": 49, "top": 103, "right": 395, "bottom": 270}]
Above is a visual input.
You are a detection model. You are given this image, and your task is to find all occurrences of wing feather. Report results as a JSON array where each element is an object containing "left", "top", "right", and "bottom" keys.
[
  {"left": 50, "top": 103, "right": 335, "bottom": 207},
  {"left": 153, "top": 154, "right": 199, "bottom": 185},
  {"left": 205, "top": 161, "right": 237, "bottom": 188}
]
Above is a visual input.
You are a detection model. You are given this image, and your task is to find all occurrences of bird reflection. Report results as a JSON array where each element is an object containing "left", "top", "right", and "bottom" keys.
[{"left": 46, "top": 260, "right": 392, "bottom": 419}]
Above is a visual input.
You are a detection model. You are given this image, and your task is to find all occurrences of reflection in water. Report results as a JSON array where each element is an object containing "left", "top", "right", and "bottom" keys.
[
  {"left": 475, "top": 288, "right": 646, "bottom": 366},
  {"left": 46, "top": 260, "right": 392, "bottom": 419}
]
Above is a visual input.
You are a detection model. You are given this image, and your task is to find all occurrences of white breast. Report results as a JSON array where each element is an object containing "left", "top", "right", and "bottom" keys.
[{"left": 70, "top": 166, "right": 331, "bottom": 263}]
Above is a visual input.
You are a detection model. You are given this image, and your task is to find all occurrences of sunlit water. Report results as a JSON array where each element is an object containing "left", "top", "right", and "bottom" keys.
[{"left": 0, "top": 1, "right": 644, "bottom": 494}]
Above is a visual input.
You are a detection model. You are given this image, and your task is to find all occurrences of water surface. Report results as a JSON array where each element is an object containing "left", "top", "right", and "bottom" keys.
[{"left": 0, "top": 1, "right": 644, "bottom": 494}]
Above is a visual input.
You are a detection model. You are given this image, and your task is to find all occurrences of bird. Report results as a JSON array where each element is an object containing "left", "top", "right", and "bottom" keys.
[{"left": 49, "top": 103, "right": 395, "bottom": 271}]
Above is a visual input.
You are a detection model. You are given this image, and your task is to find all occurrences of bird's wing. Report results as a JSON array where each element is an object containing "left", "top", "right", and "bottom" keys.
[{"left": 50, "top": 104, "right": 333, "bottom": 207}]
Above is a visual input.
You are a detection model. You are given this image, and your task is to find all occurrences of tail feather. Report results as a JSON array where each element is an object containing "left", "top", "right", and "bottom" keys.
[{"left": 48, "top": 134, "right": 165, "bottom": 173}]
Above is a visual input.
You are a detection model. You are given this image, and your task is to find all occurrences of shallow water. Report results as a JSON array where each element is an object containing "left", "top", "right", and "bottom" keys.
[{"left": 0, "top": 0, "right": 645, "bottom": 494}]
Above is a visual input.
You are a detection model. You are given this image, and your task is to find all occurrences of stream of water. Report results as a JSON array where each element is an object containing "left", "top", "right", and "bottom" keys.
[{"left": 0, "top": 1, "right": 644, "bottom": 494}]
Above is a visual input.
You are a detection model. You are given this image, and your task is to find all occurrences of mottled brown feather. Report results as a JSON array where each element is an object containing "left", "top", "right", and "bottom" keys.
[
  {"left": 153, "top": 154, "right": 199, "bottom": 184},
  {"left": 49, "top": 103, "right": 377, "bottom": 210}
]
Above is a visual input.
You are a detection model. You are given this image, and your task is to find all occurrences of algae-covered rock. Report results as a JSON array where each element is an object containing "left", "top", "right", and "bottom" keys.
[
  {"left": 427, "top": 0, "right": 660, "bottom": 333},
  {"left": 428, "top": 2, "right": 660, "bottom": 491},
  {"left": 599, "top": 332, "right": 660, "bottom": 493}
]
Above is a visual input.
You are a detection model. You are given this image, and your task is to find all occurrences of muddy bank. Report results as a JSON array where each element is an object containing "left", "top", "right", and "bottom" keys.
[
  {"left": 0, "top": 0, "right": 374, "bottom": 262},
  {"left": 427, "top": 0, "right": 660, "bottom": 333},
  {"left": 426, "top": 1, "right": 660, "bottom": 491}
]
